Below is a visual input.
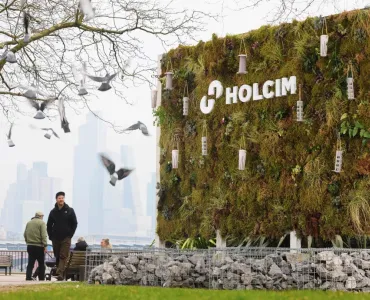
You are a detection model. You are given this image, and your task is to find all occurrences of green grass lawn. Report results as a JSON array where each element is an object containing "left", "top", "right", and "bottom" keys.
[{"left": 1, "top": 283, "right": 370, "bottom": 299}]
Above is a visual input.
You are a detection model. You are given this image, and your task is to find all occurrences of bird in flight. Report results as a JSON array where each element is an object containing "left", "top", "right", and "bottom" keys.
[
  {"left": 85, "top": 72, "right": 118, "bottom": 91},
  {"left": 123, "top": 121, "right": 150, "bottom": 136},
  {"left": 99, "top": 153, "right": 134, "bottom": 186}
]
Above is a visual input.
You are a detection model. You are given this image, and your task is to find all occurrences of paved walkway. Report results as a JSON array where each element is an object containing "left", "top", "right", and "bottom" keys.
[{"left": 0, "top": 274, "right": 57, "bottom": 286}]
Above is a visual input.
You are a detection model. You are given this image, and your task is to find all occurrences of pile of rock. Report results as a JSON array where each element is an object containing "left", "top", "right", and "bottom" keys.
[{"left": 88, "top": 250, "right": 370, "bottom": 291}]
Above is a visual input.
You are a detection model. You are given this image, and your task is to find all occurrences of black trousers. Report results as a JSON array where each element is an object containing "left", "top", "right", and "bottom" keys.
[{"left": 26, "top": 245, "right": 45, "bottom": 280}]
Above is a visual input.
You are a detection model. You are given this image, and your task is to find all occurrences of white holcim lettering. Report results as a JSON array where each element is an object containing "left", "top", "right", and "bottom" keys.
[
  {"left": 200, "top": 80, "right": 224, "bottom": 114},
  {"left": 209, "top": 80, "right": 224, "bottom": 98},
  {"left": 253, "top": 83, "right": 263, "bottom": 101},
  {"left": 275, "top": 79, "right": 281, "bottom": 97},
  {"left": 200, "top": 96, "right": 215, "bottom": 114},
  {"left": 262, "top": 80, "right": 275, "bottom": 99},
  {"left": 281, "top": 76, "right": 297, "bottom": 96},
  {"left": 226, "top": 86, "right": 238, "bottom": 104},
  {"left": 238, "top": 84, "right": 252, "bottom": 102}
]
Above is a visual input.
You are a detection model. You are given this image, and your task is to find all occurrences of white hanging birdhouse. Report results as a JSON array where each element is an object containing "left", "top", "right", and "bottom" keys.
[
  {"left": 237, "top": 54, "right": 247, "bottom": 74},
  {"left": 334, "top": 150, "right": 343, "bottom": 173},
  {"left": 201, "top": 136, "right": 207, "bottom": 156},
  {"left": 347, "top": 63, "right": 355, "bottom": 100},
  {"left": 165, "top": 72, "right": 173, "bottom": 90},
  {"left": 7, "top": 139, "right": 15, "bottom": 147},
  {"left": 151, "top": 89, "right": 157, "bottom": 109},
  {"left": 172, "top": 149, "right": 179, "bottom": 169},
  {"left": 183, "top": 97, "right": 189, "bottom": 116},
  {"left": 320, "top": 35, "right": 328, "bottom": 57},
  {"left": 238, "top": 149, "right": 246, "bottom": 170},
  {"left": 297, "top": 84, "right": 303, "bottom": 122},
  {"left": 347, "top": 77, "right": 354, "bottom": 100}
]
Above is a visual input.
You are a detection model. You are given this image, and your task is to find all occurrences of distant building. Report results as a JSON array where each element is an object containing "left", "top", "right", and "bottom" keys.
[
  {"left": 146, "top": 172, "right": 156, "bottom": 235},
  {"left": 73, "top": 112, "right": 106, "bottom": 237},
  {"left": 0, "top": 162, "right": 62, "bottom": 236}
]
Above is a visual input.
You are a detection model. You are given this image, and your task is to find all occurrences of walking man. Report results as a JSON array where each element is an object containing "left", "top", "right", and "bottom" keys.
[
  {"left": 47, "top": 191, "right": 78, "bottom": 281},
  {"left": 24, "top": 211, "right": 47, "bottom": 281}
]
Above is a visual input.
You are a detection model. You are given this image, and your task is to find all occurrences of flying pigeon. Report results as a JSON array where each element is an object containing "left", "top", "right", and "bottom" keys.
[
  {"left": 124, "top": 121, "right": 150, "bottom": 136},
  {"left": 18, "top": 84, "right": 50, "bottom": 100},
  {"left": 27, "top": 98, "right": 55, "bottom": 119},
  {"left": 79, "top": 0, "right": 95, "bottom": 21},
  {"left": 6, "top": 124, "right": 15, "bottom": 147},
  {"left": 41, "top": 128, "right": 59, "bottom": 139},
  {"left": 99, "top": 153, "right": 134, "bottom": 186},
  {"left": 85, "top": 72, "right": 118, "bottom": 91},
  {"left": 23, "top": 12, "right": 31, "bottom": 43},
  {"left": 6, "top": 51, "right": 16, "bottom": 63},
  {"left": 58, "top": 97, "right": 70, "bottom": 133},
  {"left": 72, "top": 63, "right": 88, "bottom": 96}
]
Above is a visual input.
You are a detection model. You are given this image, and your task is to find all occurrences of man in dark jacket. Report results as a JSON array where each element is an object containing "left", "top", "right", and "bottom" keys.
[{"left": 47, "top": 191, "right": 78, "bottom": 281}]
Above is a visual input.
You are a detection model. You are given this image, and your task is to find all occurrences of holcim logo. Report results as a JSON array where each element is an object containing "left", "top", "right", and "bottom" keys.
[{"left": 200, "top": 76, "right": 297, "bottom": 114}]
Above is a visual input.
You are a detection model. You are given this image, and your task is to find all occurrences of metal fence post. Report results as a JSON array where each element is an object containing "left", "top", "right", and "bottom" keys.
[{"left": 21, "top": 252, "right": 23, "bottom": 272}]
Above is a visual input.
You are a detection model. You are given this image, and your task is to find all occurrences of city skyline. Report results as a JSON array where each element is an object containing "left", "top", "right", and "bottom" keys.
[{"left": 0, "top": 112, "right": 156, "bottom": 242}]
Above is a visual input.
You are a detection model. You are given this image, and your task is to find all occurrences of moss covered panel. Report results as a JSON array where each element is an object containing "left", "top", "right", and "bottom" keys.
[{"left": 155, "top": 9, "right": 370, "bottom": 243}]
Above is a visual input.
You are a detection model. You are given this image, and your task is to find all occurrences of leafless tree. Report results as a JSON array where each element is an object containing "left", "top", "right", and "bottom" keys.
[
  {"left": 0, "top": 0, "right": 212, "bottom": 127},
  {"left": 217, "top": 0, "right": 367, "bottom": 23}
]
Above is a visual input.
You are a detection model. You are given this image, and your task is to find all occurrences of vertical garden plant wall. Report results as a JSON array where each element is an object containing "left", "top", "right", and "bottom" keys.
[{"left": 155, "top": 9, "right": 370, "bottom": 244}]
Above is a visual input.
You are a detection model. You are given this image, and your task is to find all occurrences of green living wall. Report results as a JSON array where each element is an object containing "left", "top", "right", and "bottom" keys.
[{"left": 155, "top": 9, "right": 370, "bottom": 245}]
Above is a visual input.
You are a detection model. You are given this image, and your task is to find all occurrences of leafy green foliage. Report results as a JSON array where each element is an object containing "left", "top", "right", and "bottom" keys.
[{"left": 157, "top": 9, "right": 370, "bottom": 243}]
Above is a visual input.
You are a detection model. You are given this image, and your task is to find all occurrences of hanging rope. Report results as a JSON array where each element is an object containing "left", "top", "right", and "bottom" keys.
[
  {"left": 336, "top": 131, "right": 342, "bottom": 151},
  {"left": 202, "top": 120, "right": 207, "bottom": 137},
  {"left": 173, "top": 133, "right": 180, "bottom": 150},
  {"left": 183, "top": 80, "right": 189, "bottom": 98},
  {"left": 347, "top": 61, "right": 354, "bottom": 78},
  {"left": 239, "top": 37, "right": 247, "bottom": 55},
  {"left": 322, "top": 17, "right": 328, "bottom": 35},
  {"left": 166, "top": 58, "right": 174, "bottom": 72},
  {"left": 240, "top": 134, "right": 246, "bottom": 150}
]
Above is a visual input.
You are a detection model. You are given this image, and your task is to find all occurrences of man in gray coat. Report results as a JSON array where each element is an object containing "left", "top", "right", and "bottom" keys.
[{"left": 24, "top": 211, "right": 47, "bottom": 281}]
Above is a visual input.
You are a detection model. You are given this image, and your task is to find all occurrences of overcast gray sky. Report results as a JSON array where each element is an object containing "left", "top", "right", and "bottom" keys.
[{"left": 0, "top": 0, "right": 366, "bottom": 210}]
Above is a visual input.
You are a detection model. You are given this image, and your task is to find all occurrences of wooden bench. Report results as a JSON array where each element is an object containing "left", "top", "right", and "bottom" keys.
[
  {"left": 64, "top": 251, "right": 86, "bottom": 281},
  {"left": 0, "top": 255, "right": 12, "bottom": 275}
]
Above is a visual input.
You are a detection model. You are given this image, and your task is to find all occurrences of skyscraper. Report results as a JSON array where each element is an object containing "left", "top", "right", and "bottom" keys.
[
  {"left": 0, "top": 162, "right": 62, "bottom": 236},
  {"left": 146, "top": 172, "right": 156, "bottom": 235},
  {"left": 73, "top": 112, "right": 106, "bottom": 237},
  {"left": 120, "top": 145, "right": 142, "bottom": 216}
]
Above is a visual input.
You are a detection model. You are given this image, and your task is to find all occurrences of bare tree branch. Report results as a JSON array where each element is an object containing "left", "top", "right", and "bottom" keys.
[{"left": 0, "top": 0, "right": 215, "bottom": 128}]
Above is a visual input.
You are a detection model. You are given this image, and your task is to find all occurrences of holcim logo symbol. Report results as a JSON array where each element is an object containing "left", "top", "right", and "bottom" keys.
[
  {"left": 200, "top": 76, "right": 297, "bottom": 114},
  {"left": 200, "top": 80, "right": 223, "bottom": 114}
]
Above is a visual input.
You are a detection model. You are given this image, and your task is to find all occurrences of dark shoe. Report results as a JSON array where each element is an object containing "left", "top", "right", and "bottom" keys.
[
  {"left": 57, "top": 275, "right": 64, "bottom": 281},
  {"left": 25, "top": 278, "right": 33, "bottom": 281}
]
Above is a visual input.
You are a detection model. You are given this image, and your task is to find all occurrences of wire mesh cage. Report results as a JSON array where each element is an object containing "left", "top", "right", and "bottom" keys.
[{"left": 84, "top": 247, "right": 370, "bottom": 292}]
